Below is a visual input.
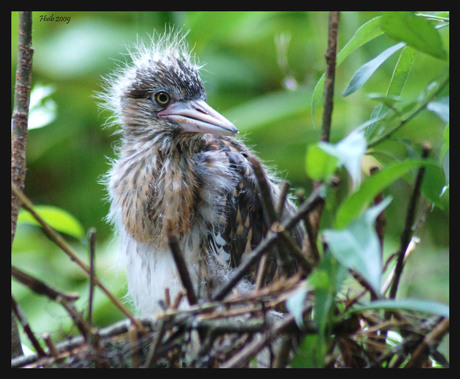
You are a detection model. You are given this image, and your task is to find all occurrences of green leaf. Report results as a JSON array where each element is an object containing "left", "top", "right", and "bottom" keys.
[
  {"left": 427, "top": 96, "right": 449, "bottom": 124},
  {"left": 312, "top": 16, "right": 384, "bottom": 125},
  {"left": 386, "top": 45, "right": 417, "bottom": 97},
  {"left": 323, "top": 198, "right": 392, "bottom": 294},
  {"left": 350, "top": 298, "right": 449, "bottom": 317},
  {"left": 367, "top": 68, "right": 449, "bottom": 148},
  {"left": 17, "top": 205, "right": 85, "bottom": 240},
  {"left": 367, "top": 93, "right": 402, "bottom": 107},
  {"left": 366, "top": 45, "right": 417, "bottom": 139},
  {"left": 322, "top": 129, "right": 367, "bottom": 189},
  {"left": 305, "top": 143, "right": 339, "bottom": 181},
  {"left": 421, "top": 162, "right": 447, "bottom": 209},
  {"left": 309, "top": 253, "right": 348, "bottom": 336},
  {"left": 335, "top": 159, "right": 435, "bottom": 229},
  {"left": 291, "top": 334, "right": 325, "bottom": 368},
  {"left": 343, "top": 42, "right": 405, "bottom": 97},
  {"left": 381, "top": 12, "right": 447, "bottom": 60},
  {"left": 336, "top": 16, "right": 384, "bottom": 67},
  {"left": 306, "top": 129, "right": 367, "bottom": 189},
  {"left": 286, "top": 284, "right": 309, "bottom": 329}
]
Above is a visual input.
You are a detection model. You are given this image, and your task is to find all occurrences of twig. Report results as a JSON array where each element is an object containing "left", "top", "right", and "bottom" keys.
[
  {"left": 321, "top": 11, "right": 340, "bottom": 143},
  {"left": 405, "top": 317, "right": 449, "bottom": 368},
  {"left": 297, "top": 189, "right": 321, "bottom": 265},
  {"left": 305, "top": 12, "right": 340, "bottom": 268},
  {"left": 254, "top": 178, "right": 289, "bottom": 291},
  {"left": 389, "top": 144, "right": 431, "bottom": 299},
  {"left": 249, "top": 155, "right": 278, "bottom": 227},
  {"left": 249, "top": 155, "right": 290, "bottom": 273},
  {"left": 166, "top": 219, "right": 198, "bottom": 306},
  {"left": 128, "top": 324, "right": 142, "bottom": 368},
  {"left": 220, "top": 312, "right": 316, "bottom": 368},
  {"left": 272, "top": 335, "right": 293, "bottom": 368},
  {"left": 87, "top": 228, "right": 97, "bottom": 324},
  {"left": 142, "top": 318, "right": 167, "bottom": 368},
  {"left": 12, "top": 266, "right": 95, "bottom": 342},
  {"left": 276, "top": 181, "right": 291, "bottom": 219},
  {"left": 11, "top": 11, "right": 33, "bottom": 245},
  {"left": 42, "top": 332, "right": 59, "bottom": 357},
  {"left": 212, "top": 184, "right": 324, "bottom": 301},
  {"left": 11, "top": 295, "right": 46, "bottom": 357},
  {"left": 274, "top": 222, "right": 313, "bottom": 275},
  {"left": 12, "top": 266, "right": 79, "bottom": 302},
  {"left": 11, "top": 183, "right": 143, "bottom": 330},
  {"left": 11, "top": 309, "right": 23, "bottom": 358},
  {"left": 254, "top": 254, "right": 268, "bottom": 292},
  {"left": 381, "top": 236, "right": 419, "bottom": 296}
]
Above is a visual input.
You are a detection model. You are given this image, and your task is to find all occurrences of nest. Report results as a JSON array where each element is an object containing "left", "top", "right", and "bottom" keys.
[{"left": 11, "top": 267, "right": 449, "bottom": 368}]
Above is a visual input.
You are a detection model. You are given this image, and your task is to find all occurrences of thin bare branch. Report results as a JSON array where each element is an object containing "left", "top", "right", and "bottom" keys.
[
  {"left": 12, "top": 266, "right": 96, "bottom": 341},
  {"left": 88, "top": 228, "right": 97, "bottom": 325},
  {"left": 406, "top": 317, "right": 449, "bottom": 368},
  {"left": 389, "top": 143, "right": 431, "bottom": 299},
  {"left": 11, "top": 12, "right": 34, "bottom": 359},
  {"left": 276, "top": 181, "right": 291, "bottom": 219},
  {"left": 11, "top": 183, "right": 142, "bottom": 329},
  {"left": 321, "top": 11, "right": 340, "bottom": 143},
  {"left": 11, "top": 11, "right": 33, "bottom": 244},
  {"left": 11, "top": 295, "right": 46, "bottom": 357},
  {"left": 166, "top": 219, "right": 198, "bottom": 306}
]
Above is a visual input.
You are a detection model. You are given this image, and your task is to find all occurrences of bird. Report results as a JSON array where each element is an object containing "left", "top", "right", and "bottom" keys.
[{"left": 99, "top": 31, "right": 305, "bottom": 316}]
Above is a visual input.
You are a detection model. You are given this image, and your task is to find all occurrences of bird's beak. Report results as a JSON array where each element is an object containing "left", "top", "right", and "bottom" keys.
[{"left": 158, "top": 99, "right": 239, "bottom": 137}]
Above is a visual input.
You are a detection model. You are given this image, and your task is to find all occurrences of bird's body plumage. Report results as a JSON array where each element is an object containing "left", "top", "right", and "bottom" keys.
[{"left": 101, "top": 31, "right": 304, "bottom": 315}]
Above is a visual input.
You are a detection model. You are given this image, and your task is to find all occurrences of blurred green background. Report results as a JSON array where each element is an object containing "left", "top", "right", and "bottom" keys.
[{"left": 11, "top": 12, "right": 448, "bottom": 343}]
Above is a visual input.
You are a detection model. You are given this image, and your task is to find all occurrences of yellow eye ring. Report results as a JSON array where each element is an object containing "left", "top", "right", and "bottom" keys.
[{"left": 155, "top": 91, "right": 170, "bottom": 105}]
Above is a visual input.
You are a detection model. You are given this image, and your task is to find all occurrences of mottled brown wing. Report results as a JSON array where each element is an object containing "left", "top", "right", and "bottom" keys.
[{"left": 211, "top": 137, "right": 279, "bottom": 284}]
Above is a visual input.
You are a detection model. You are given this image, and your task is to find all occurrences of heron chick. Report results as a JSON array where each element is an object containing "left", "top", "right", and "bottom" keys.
[{"left": 100, "top": 31, "right": 304, "bottom": 316}]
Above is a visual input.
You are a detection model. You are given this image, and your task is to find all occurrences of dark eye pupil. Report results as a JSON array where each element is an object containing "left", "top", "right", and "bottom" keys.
[{"left": 156, "top": 92, "right": 169, "bottom": 104}]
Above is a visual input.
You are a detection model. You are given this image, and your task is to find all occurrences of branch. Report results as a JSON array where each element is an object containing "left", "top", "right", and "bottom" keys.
[
  {"left": 406, "top": 317, "right": 449, "bottom": 368},
  {"left": 87, "top": 228, "right": 97, "bottom": 324},
  {"left": 306, "top": 11, "right": 340, "bottom": 266},
  {"left": 276, "top": 181, "right": 291, "bottom": 219},
  {"left": 249, "top": 155, "right": 278, "bottom": 227},
  {"left": 249, "top": 155, "right": 296, "bottom": 275},
  {"left": 11, "top": 183, "right": 143, "bottom": 330},
  {"left": 389, "top": 144, "right": 431, "bottom": 299},
  {"left": 12, "top": 266, "right": 79, "bottom": 302},
  {"left": 12, "top": 266, "right": 97, "bottom": 344},
  {"left": 166, "top": 220, "right": 198, "bottom": 306},
  {"left": 11, "top": 11, "right": 33, "bottom": 245},
  {"left": 11, "top": 296, "right": 46, "bottom": 357},
  {"left": 220, "top": 311, "right": 317, "bottom": 368},
  {"left": 321, "top": 11, "right": 340, "bottom": 143}
]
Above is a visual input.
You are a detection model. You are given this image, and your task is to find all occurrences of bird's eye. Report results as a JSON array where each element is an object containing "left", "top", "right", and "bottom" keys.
[{"left": 154, "top": 91, "right": 171, "bottom": 106}]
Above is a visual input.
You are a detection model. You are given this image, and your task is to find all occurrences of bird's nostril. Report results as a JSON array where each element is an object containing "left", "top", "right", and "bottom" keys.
[{"left": 195, "top": 106, "right": 207, "bottom": 115}]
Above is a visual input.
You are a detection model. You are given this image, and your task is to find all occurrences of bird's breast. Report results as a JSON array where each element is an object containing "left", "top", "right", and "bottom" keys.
[{"left": 109, "top": 146, "right": 213, "bottom": 247}]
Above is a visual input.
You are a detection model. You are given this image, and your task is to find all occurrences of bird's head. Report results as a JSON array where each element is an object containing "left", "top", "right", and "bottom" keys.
[{"left": 100, "top": 31, "right": 238, "bottom": 140}]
